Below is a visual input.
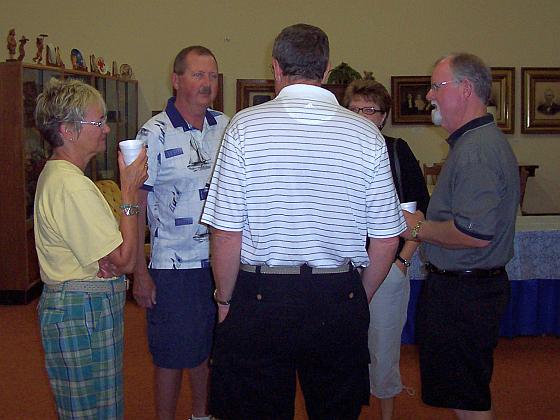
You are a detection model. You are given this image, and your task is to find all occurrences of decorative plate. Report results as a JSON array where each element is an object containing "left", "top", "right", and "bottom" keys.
[{"left": 70, "top": 48, "right": 86, "bottom": 70}]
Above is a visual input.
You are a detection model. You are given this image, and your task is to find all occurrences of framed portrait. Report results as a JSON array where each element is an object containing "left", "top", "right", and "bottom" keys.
[
  {"left": 236, "top": 80, "right": 349, "bottom": 112},
  {"left": 236, "top": 79, "right": 275, "bottom": 111},
  {"left": 489, "top": 67, "right": 515, "bottom": 134},
  {"left": 521, "top": 67, "right": 560, "bottom": 134},
  {"left": 390, "top": 76, "right": 433, "bottom": 124}
]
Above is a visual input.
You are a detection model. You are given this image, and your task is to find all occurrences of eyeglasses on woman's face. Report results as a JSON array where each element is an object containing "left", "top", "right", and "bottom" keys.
[{"left": 348, "top": 106, "right": 384, "bottom": 115}]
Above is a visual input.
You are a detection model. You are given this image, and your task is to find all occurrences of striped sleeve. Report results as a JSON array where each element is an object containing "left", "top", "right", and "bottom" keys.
[
  {"left": 366, "top": 140, "right": 407, "bottom": 238},
  {"left": 201, "top": 126, "right": 246, "bottom": 231}
]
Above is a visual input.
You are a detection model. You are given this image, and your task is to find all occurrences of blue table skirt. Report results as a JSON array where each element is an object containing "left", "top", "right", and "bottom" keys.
[{"left": 402, "top": 278, "right": 560, "bottom": 344}]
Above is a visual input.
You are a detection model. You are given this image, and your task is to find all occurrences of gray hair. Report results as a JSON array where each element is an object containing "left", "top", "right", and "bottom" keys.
[
  {"left": 35, "top": 78, "right": 106, "bottom": 149},
  {"left": 437, "top": 53, "right": 492, "bottom": 104}
]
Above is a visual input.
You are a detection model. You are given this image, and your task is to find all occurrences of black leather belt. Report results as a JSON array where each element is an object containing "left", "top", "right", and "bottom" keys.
[
  {"left": 426, "top": 263, "right": 506, "bottom": 278},
  {"left": 240, "top": 262, "right": 354, "bottom": 275}
]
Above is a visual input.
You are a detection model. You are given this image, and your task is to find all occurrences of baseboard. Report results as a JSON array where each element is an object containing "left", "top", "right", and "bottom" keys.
[{"left": 0, "top": 281, "right": 43, "bottom": 305}]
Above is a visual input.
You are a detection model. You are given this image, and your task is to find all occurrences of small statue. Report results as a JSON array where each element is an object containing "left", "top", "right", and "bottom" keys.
[
  {"left": 7, "top": 29, "right": 17, "bottom": 60},
  {"left": 17, "top": 36, "right": 29, "bottom": 61},
  {"left": 33, "top": 34, "right": 47, "bottom": 64},
  {"left": 55, "top": 46, "right": 64, "bottom": 68},
  {"left": 363, "top": 71, "right": 375, "bottom": 80},
  {"left": 90, "top": 54, "right": 98, "bottom": 73}
]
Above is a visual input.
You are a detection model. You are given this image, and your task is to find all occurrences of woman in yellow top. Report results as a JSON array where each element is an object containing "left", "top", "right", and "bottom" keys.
[{"left": 34, "top": 78, "right": 147, "bottom": 419}]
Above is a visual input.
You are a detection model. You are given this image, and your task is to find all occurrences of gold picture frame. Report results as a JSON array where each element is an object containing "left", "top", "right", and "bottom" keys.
[
  {"left": 521, "top": 67, "right": 560, "bottom": 134},
  {"left": 390, "top": 76, "right": 433, "bottom": 125},
  {"left": 489, "top": 67, "right": 515, "bottom": 134},
  {"left": 236, "top": 79, "right": 275, "bottom": 111}
]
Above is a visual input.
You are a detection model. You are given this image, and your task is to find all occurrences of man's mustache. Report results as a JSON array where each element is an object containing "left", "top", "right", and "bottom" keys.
[{"left": 199, "top": 86, "right": 212, "bottom": 95}]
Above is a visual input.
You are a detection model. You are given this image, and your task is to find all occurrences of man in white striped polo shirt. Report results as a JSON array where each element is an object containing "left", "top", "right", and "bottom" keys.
[{"left": 201, "top": 24, "right": 406, "bottom": 419}]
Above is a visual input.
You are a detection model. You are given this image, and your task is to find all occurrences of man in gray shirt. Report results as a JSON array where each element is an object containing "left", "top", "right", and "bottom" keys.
[{"left": 403, "top": 53, "right": 519, "bottom": 420}]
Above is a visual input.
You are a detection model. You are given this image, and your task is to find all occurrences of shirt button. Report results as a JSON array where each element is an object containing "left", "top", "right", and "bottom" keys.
[
  {"left": 256, "top": 293, "right": 263, "bottom": 300},
  {"left": 348, "top": 292, "right": 354, "bottom": 299}
]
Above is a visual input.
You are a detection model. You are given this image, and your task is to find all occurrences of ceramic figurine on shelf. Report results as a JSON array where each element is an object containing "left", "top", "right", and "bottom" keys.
[
  {"left": 17, "top": 36, "right": 29, "bottom": 61},
  {"left": 55, "top": 46, "right": 64, "bottom": 68},
  {"left": 90, "top": 54, "right": 100, "bottom": 73},
  {"left": 33, "top": 34, "right": 47, "bottom": 64},
  {"left": 7, "top": 29, "right": 17, "bottom": 61}
]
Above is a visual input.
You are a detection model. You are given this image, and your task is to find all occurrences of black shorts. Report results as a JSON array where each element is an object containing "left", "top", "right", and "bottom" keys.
[
  {"left": 209, "top": 268, "right": 371, "bottom": 420},
  {"left": 416, "top": 271, "right": 510, "bottom": 411}
]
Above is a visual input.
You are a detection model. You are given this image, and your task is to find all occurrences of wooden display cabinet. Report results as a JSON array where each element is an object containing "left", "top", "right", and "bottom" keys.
[{"left": 0, "top": 61, "right": 138, "bottom": 304}]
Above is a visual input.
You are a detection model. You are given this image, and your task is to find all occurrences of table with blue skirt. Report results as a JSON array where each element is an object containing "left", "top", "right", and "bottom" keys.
[{"left": 402, "top": 215, "right": 560, "bottom": 344}]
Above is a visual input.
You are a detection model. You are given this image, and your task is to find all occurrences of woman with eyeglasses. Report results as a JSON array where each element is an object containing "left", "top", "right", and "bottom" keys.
[
  {"left": 344, "top": 79, "right": 429, "bottom": 420},
  {"left": 34, "top": 78, "right": 147, "bottom": 419}
]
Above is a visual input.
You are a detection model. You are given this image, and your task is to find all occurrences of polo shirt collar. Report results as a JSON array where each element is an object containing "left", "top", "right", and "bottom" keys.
[
  {"left": 447, "top": 113, "right": 494, "bottom": 146},
  {"left": 275, "top": 83, "right": 338, "bottom": 104},
  {"left": 165, "top": 97, "right": 217, "bottom": 131}
]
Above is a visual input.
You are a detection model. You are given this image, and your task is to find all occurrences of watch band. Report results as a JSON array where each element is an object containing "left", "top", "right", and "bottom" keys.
[
  {"left": 411, "top": 221, "right": 424, "bottom": 239},
  {"left": 119, "top": 203, "right": 140, "bottom": 216},
  {"left": 396, "top": 255, "right": 411, "bottom": 267},
  {"left": 213, "top": 289, "right": 231, "bottom": 306}
]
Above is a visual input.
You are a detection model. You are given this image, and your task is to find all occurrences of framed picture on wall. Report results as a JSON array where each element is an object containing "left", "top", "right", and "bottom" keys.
[
  {"left": 390, "top": 76, "right": 434, "bottom": 124},
  {"left": 212, "top": 73, "right": 224, "bottom": 112},
  {"left": 236, "top": 79, "right": 275, "bottom": 111},
  {"left": 521, "top": 67, "right": 560, "bottom": 134},
  {"left": 489, "top": 67, "right": 515, "bottom": 134}
]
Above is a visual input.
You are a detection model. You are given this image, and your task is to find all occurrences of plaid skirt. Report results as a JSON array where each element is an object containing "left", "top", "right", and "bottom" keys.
[{"left": 38, "top": 277, "right": 126, "bottom": 420}]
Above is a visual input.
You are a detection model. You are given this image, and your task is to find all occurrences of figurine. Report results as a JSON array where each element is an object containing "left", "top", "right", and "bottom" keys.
[
  {"left": 55, "top": 46, "right": 64, "bottom": 68},
  {"left": 33, "top": 34, "right": 47, "bottom": 64},
  {"left": 7, "top": 29, "right": 17, "bottom": 60},
  {"left": 17, "top": 36, "right": 29, "bottom": 61},
  {"left": 90, "top": 54, "right": 98, "bottom": 73},
  {"left": 363, "top": 71, "right": 375, "bottom": 80}
]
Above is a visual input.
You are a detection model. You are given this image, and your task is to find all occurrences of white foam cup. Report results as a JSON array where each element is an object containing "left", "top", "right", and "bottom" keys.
[
  {"left": 119, "top": 139, "right": 144, "bottom": 165},
  {"left": 401, "top": 201, "right": 417, "bottom": 213}
]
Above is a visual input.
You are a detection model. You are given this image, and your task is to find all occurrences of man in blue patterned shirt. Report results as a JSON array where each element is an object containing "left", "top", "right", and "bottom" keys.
[{"left": 133, "top": 46, "right": 229, "bottom": 420}]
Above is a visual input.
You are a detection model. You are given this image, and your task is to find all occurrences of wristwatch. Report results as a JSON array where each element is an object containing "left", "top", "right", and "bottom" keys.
[
  {"left": 411, "top": 221, "right": 423, "bottom": 239},
  {"left": 213, "top": 289, "right": 231, "bottom": 306},
  {"left": 396, "top": 255, "right": 411, "bottom": 267},
  {"left": 119, "top": 203, "right": 140, "bottom": 216}
]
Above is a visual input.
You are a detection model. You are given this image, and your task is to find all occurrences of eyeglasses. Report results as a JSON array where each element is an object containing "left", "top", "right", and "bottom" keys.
[
  {"left": 78, "top": 117, "right": 107, "bottom": 128},
  {"left": 430, "top": 80, "right": 460, "bottom": 91},
  {"left": 348, "top": 106, "right": 385, "bottom": 115}
]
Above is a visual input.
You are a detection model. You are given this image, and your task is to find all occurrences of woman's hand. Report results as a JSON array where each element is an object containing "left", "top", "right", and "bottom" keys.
[{"left": 118, "top": 147, "right": 148, "bottom": 203}]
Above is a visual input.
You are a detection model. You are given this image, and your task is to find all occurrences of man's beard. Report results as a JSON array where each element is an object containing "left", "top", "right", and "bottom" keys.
[{"left": 431, "top": 102, "right": 442, "bottom": 125}]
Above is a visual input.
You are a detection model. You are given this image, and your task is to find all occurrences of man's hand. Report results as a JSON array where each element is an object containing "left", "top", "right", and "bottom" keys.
[
  {"left": 217, "top": 304, "right": 230, "bottom": 323},
  {"left": 133, "top": 271, "right": 156, "bottom": 308},
  {"left": 401, "top": 210, "right": 425, "bottom": 241},
  {"left": 97, "top": 256, "right": 120, "bottom": 278}
]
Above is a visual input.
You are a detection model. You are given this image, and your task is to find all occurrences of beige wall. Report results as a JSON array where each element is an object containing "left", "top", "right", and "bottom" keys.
[{"left": 3, "top": 0, "right": 559, "bottom": 212}]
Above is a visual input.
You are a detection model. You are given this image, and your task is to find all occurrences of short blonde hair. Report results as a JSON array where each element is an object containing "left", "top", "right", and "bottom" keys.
[{"left": 35, "top": 78, "right": 106, "bottom": 148}]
